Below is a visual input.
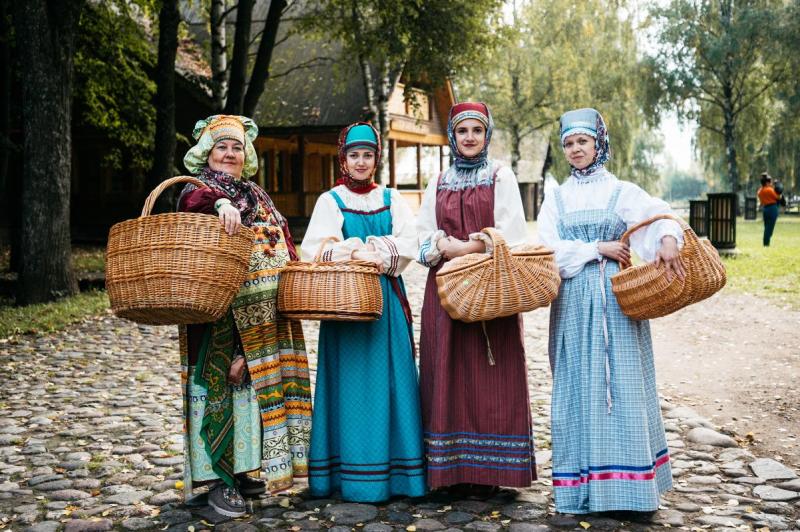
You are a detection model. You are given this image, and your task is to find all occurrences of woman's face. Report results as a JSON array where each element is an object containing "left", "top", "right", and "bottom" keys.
[
  {"left": 345, "top": 148, "right": 376, "bottom": 181},
  {"left": 208, "top": 139, "right": 245, "bottom": 178},
  {"left": 454, "top": 118, "right": 486, "bottom": 158},
  {"left": 562, "top": 134, "right": 597, "bottom": 170}
]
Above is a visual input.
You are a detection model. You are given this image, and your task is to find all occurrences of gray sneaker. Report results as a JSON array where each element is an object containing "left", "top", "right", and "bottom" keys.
[{"left": 208, "top": 482, "right": 246, "bottom": 518}]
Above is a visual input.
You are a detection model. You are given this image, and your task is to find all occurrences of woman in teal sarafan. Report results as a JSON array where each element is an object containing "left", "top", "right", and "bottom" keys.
[{"left": 302, "top": 122, "right": 426, "bottom": 502}]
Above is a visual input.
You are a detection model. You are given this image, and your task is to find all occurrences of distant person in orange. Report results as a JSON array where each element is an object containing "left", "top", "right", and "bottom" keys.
[{"left": 757, "top": 172, "right": 781, "bottom": 246}]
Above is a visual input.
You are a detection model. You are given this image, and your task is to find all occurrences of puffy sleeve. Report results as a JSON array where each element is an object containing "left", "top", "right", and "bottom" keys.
[
  {"left": 537, "top": 188, "right": 602, "bottom": 279},
  {"left": 177, "top": 186, "right": 226, "bottom": 214},
  {"left": 300, "top": 193, "right": 365, "bottom": 262},
  {"left": 618, "top": 183, "right": 684, "bottom": 262},
  {"left": 469, "top": 166, "right": 528, "bottom": 252},
  {"left": 366, "top": 189, "right": 418, "bottom": 277},
  {"left": 416, "top": 175, "right": 446, "bottom": 267}
]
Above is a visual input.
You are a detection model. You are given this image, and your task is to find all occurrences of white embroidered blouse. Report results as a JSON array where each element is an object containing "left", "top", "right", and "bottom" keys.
[
  {"left": 416, "top": 164, "right": 529, "bottom": 267},
  {"left": 537, "top": 169, "right": 684, "bottom": 279},
  {"left": 300, "top": 185, "right": 418, "bottom": 278}
]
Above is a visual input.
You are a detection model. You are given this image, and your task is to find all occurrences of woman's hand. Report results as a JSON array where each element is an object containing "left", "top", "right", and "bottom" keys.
[
  {"left": 654, "top": 235, "right": 685, "bottom": 282},
  {"left": 598, "top": 241, "right": 631, "bottom": 267},
  {"left": 218, "top": 203, "right": 242, "bottom": 236},
  {"left": 437, "top": 237, "right": 485, "bottom": 260},
  {"left": 228, "top": 357, "right": 247, "bottom": 385},
  {"left": 351, "top": 249, "right": 384, "bottom": 273}
]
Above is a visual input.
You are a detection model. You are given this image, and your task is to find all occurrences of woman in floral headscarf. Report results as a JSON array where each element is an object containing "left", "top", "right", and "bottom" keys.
[
  {"left": 301, "top": 122, "right": 426, "bottom": 502},
  {"left": 538, "top": 108, "right": 683, "bottom": 516},
  {"left": 416, "top": 103, "right": 536, "bottom": 495},
  {"left": 177, "top": 115, "right": 312, "bottom": 517}
]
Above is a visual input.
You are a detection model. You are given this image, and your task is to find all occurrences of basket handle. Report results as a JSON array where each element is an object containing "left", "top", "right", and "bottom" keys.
[
  {"left": 481, "top": 227, "right": 512, "bottom": 265},
  {"left": 313, "top": 236, "right": 342, "bottom": 262},
  {"left": 141, "top": 175, "right": 209, "bottom": 217},
  {"left": 618, "top": 213, "right": 694, "bottom": 270}
]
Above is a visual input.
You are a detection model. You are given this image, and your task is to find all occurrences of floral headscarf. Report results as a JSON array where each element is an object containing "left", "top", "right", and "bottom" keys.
[
  {"left": 559, "top": 107, "right": 611, "bottom": 179},
  {"left": 447, "top": 102, "right": 493, "bottom": 174},
  {"left": 336, "top": 122, "right": 381, "bottom": 193},
  {"left": 183, "top": 115, "right": 259, "bottom": 178}
]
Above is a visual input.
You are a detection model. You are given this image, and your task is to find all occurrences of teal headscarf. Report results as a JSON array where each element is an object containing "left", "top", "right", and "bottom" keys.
[{"left": 183, "top": 115, "right": 259, "bottom": 178}]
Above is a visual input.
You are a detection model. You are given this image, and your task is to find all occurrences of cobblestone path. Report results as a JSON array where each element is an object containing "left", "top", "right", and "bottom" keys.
[{"left": 1, "top": 264, "right": 798, "bottom": 531}]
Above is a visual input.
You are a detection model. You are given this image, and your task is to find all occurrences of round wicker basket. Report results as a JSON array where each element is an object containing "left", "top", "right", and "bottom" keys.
[
  {"left": 277, "top": 237, "right": 383, "bottom": 321},
  {"left": 105, "top": 176, "right": 254, "bottom": 325},
  {"left": 435, "top": 228, "right": 560, "bottom": 323},
  {"left": 610, "top": 213, "right": 726, "bottom": 320}
]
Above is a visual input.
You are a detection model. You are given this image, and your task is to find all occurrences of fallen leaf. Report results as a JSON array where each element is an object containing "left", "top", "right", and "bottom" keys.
[
  {"left": 406, "top": 527, "right": 417, "bottom": 532},
  {"left": 279, "top": 498, "right": 291, "bottom": 508},
  {"left": 579, "top": 522, "right": 591, "bottom": 529},
  {"left": 175, "top": 480, "right": 185, "bottom": 490}
]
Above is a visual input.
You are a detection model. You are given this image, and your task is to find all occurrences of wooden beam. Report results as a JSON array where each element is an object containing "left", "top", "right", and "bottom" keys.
[
  {"left": 389, "top": 139, "right": 397, "bottom": 188},
  {"left": 416, "top": 143, "right": 423, "bottom": 190},
  {"left": 439, "top": 145, "right": 444, "bottom": 172}
]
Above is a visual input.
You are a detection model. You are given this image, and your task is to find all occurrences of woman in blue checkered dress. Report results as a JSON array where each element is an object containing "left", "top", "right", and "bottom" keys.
[{"left": 538, "top": 108, "right": 684, "bottom": 515}]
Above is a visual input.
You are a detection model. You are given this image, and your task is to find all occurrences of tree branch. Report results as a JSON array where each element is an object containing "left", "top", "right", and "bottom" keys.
[{"left": 269, "top": 56, "right": 336, "bottom": 80}]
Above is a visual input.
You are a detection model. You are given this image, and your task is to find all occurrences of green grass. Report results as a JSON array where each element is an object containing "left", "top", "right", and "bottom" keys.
[
  {"left": 720, "top": 216, "right": 800, "bottom": 309},
  {"left": 0, "top": 289, "right": 109, "bottom": 338},
  {"left": 1, "top": 245, "right": 105, "bottom": 274}
]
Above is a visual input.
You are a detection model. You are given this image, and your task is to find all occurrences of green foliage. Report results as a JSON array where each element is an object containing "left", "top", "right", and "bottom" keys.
[
  {"left": 74, "top": 2, "right": 157, "bottom": 171},
  {"left": 300, "top": 0, "right": 501, "bottom": 90},
  {"left": 649, "top": 0, "right": 794, "bottom": 191},
  {"left": 0, "top": 290, "right": 109, "bottom": 338},
  {"left": 722, "top": 217, "right": 800, "bottom": 310},
  {"left": 662, "top": 170, "right": 708, "bottom": 201},
  {"left": 462, "top": 0, "right": 661, "bottom": 191}
]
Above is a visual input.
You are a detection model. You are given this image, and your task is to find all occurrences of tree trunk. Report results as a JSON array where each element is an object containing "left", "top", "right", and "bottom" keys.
[
  {"left": 723, "top": 102, "right": 739, "bottom": 194},
  {"left": 1, "top": 1, "right": 20, "bottom": 274},
  {"left": 510, "top": 70, "right": 522, "bottom": 176},
  {"left": 210, "top": 0, "right": 228, "bottom": 112},
  {"left": 242, "top": 0, "right": 286, "bottom": 117},
  {"left": 148, "top": 0, "right": 180, "bottom": 195},
  {"left": 225, "top": 0, "right": 255, "bottom": 115},
  {"left": 13, "top": 0, "right": 82, "bottom": 304}
]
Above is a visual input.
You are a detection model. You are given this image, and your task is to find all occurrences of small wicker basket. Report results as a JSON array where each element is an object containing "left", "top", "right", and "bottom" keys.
[
  {"left": 435, "top": 228, "right": 560, "bottom": 323},
  {"left": 610, "top": 213, "right": 726, "bottom": 320},
  {"left": 106, "top": 176, "right": 255, "bottom": 325},
  {"left": 277, "top": 237, "right": 383, "bottom": 321}
]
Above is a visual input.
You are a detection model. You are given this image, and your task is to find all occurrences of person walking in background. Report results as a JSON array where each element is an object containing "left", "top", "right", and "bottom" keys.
[
  {"left": 538, "top": 108, "right": 682, "bottom": 517},
  {"left": 416, "top": 102, "right": 536, "bottom": 497},
  {"left": 302, "top": 122, "right": 426, "bottom": 502},
  {"left": 757, "top": 172, "right": 781, "bottom": 247}
]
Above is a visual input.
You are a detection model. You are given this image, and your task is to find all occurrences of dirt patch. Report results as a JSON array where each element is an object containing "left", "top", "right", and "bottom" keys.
[{"left": 651, "top": 291, "right": 800, "bottom": 470}]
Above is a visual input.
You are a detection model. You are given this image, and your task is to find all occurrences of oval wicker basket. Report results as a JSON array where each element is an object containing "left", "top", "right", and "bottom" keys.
[
  {"left": 610, "top": 213, "right": 726, "bottom": 320},
  {"left": 277, "top": 237, "right": 383, "bottom": 321},
  {"left": 435, "top": 228, "right": 560, "bottom": 323},
  {"left": 105, "top": 176, "right": 255, "bottom": 325}
]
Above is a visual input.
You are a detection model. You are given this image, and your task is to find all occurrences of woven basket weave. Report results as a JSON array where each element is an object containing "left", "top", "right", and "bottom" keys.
[
  {"left": 277, "top": 237, "right": 383, "bottom": 321},
  {"left": 435, "top": 228, "right": 560, "bottom": 323},
  {"left": 106, "top": 176, "right": 255, "bottom": 325},
  {"left": 610, "top": 213, "right": 726, "bottom": 320}
]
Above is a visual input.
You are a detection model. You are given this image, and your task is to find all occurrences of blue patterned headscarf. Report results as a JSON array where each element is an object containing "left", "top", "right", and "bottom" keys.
[
  {"left": 448, "top": 102, "right": 493, "bottom": 174},
  {"left": 559, "top": 108, "right": 611, "bottom": 178}
]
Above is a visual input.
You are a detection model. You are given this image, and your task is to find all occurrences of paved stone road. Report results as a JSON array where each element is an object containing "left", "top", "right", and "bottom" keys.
[{"left": 1, "top": 264, "right": 799, "bottom": 531}]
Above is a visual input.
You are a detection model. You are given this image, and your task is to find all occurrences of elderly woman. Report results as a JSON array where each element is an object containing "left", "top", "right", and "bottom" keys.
[
  {"left": 177, "top": 115, "right": 312, "bottom": 517},
  {"left": 416, "top": 102, "right": 536, "bottom": 495},
  {"left": 302, "top": 122, "right": 425, "bottom": 502},
  {"left": 538, "top": 108, "right": 681, "bottom": 516}
]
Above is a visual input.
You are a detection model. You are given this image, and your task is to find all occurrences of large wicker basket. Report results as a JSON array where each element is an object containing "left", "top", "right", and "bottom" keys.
[
  {"left": 277, "top": 237, "right": 383, "bottom": 321},
  {"left": 106, "top": 176, "right": 255, "bottom": 325},
  {"left": 610, "top": 213, "right": 726, "bottom": 320},
  {"left": 435, "top": 228, "right": 560, "bottom": 323}
]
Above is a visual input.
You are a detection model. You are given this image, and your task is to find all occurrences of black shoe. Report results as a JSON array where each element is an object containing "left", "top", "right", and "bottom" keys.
[
  {"left": 208, "top": 482, "right": 246, "bottom": 518},
  {"left": 236, "top": 473, "right": 267, "bottom": 498}
]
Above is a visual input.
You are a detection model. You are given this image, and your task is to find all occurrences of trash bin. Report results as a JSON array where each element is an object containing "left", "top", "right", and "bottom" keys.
[
  {"left": 707, "top": 193, "right": 737, "bottom": 249},
  {"left": 689, "top": 199, "right": 708, "bottom": 237},
  {"left": 744, "top": 196, "right": 757, "bottom": 220}
]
